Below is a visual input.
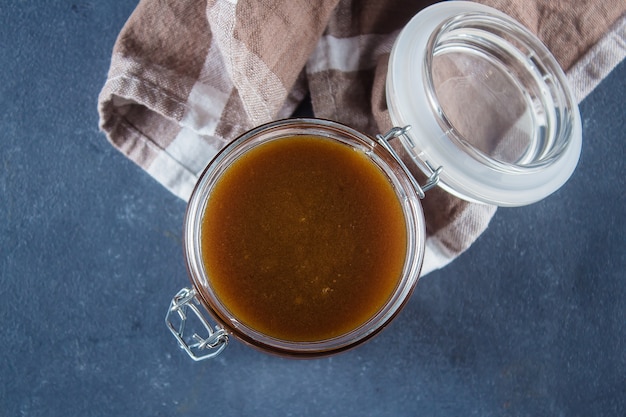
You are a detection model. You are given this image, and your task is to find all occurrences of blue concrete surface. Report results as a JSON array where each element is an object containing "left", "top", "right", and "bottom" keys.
[{"left": 1, "top": 1, "right": 624, "bottom": 416}]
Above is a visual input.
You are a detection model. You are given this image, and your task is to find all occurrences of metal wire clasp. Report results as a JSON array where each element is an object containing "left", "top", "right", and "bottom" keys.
[
  {"left": 376, "top": 126, "right": 442, "bottom": 199},
  {"left": 165, "top": 287, "right": 228, "bottom": 361}
]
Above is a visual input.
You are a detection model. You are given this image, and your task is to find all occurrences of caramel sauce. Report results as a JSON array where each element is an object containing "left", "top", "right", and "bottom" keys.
[{"left": 200, "top": 135, "right": 407, "bottom": 342}]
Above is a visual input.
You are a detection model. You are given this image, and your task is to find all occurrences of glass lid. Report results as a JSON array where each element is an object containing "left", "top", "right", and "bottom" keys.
[{"left": 386, "top": 1, "right": 582, "bottom": 206}]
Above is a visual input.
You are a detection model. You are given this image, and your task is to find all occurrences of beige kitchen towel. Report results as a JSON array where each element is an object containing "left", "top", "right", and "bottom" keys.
[{"left": 98, "top": 0, "right": 626, "bottom": 275}]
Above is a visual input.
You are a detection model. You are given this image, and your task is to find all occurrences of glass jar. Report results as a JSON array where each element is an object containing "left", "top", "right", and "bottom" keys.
[
  {"left": 166, "top": 1, "right": 581, "bottom": 360},
  {"left": 167, "top": 119, "right": 434, "bottom": 359}
]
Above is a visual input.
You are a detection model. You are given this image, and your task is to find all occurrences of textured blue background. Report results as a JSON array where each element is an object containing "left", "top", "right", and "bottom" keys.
[{"left": 1, "top": 1, "right": 624, "bottom": 416}]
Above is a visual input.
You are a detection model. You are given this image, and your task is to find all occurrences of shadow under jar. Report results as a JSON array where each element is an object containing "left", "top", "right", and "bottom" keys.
[{"left": 166, "top": 2, "right": 581, "bottom": 360}]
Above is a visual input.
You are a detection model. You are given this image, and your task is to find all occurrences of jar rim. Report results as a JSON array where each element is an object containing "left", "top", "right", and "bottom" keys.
[{"left": 183, "top": 118, "right": 426, "bottom": 357}]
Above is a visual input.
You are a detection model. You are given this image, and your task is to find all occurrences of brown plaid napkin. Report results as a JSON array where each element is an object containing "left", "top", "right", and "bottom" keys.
[{"left": 98, "top": 0, "right": 626, "bottom": 275}]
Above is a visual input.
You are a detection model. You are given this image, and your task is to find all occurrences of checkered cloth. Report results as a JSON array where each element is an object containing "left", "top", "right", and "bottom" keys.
[{"left": 98, "top": 0, "right": 626, "bottom": 275}]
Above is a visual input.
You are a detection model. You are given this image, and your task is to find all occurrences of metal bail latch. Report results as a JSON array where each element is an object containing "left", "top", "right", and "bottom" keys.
[
  {"left": 165, "top": 287, "right": 229, "bottom": 361},
  {"left": 376, "top": 126, "right": 443, "bottom": 199}
]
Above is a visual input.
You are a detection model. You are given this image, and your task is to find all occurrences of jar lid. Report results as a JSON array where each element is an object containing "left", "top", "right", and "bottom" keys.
[{"left": 387, "top": 1, "right": 582, "bottom": 206}]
